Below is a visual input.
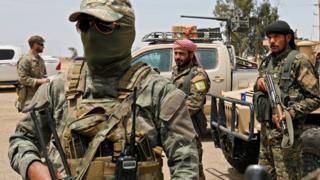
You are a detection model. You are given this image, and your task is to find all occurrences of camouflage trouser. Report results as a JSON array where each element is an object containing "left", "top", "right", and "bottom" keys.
[
  {"left": 258, "top": 122, "right": 303, "bottom": 180},
  {"left": 196, "top": 136, "right": 205, "bottom": 180}
]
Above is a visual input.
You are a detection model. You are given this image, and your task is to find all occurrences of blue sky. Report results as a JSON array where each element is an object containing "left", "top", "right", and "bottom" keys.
[{"left": 0, "top": 0, "right": 317, "bottom": 56}]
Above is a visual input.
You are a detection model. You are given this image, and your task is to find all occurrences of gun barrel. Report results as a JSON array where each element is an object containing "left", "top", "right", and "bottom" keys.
[
  {"left": 30, "top": 110, "right": 57, "bottom": 180},
  {"left": 181, "top": 15, "right": 229, "bottom": 22},
  {"left": 44, "top": 109, "right": 73, "bottom": 178}
]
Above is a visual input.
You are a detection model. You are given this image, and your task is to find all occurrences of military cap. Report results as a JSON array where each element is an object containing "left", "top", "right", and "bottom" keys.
[
  {"left": 265, "top": 20, "right": 293, "bottom": 35},
  {"left": 28, "top": 35, "right": 45, "bottom": 47},
  {"left": 69, "top": 0, "right": 134, "bottom": 22}
]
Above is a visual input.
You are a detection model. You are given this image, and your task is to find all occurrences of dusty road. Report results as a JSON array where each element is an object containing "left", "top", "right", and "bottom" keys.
[{"left": 0, "top": 85, "right": 243, "bottom": 180}]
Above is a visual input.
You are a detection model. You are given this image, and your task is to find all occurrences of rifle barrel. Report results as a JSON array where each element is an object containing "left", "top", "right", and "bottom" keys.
[
  {"left": 30, "top": 110, "right": 57, "bottom": 180},
  {"left": 181, "top": 15, "right": 229, "bottom": 22},
  {"left": 129, "top": 87, "right": 137, "bottom": 155},
  {"left": 44, "top": 109, "right": 73, "bottom": 178}
]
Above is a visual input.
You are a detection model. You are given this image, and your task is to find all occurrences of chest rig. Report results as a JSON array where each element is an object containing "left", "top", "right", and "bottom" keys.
[
  {"left": 59, "top": 60, "right": 163, "bottom": 180},
  {"left": 263, "top": 50, "right": 301, "bottom": 106}
]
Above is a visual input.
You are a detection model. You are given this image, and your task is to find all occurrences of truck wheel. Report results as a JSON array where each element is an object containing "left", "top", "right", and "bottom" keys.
[
  {"left": 301, "top": 127, "right": 320, "bottom": 176},
  {"left": 221, "top": 134, "right": 260, "bottom": 173}
]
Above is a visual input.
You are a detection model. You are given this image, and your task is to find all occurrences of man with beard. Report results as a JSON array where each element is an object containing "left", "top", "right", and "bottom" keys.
[
  {"left": 254, "top": 20, "right": 320, "bottom": 179},
  {"left": 16, "top": 35, "right": 49, "bottom": 112},
  {"left": 171, "top": 39, "right": 210, "bottom": 180},
  {"left": 8, "top": 0, "right": 199, "bottom": 180}
]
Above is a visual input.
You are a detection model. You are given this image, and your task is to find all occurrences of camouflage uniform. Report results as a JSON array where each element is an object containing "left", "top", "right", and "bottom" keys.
[
  {"left": 16, "top": 51, "right": 47, "bottom": 109},
  {"left": 9, "top": 62, "right": 199, "bottom": 180},
  {"left": 255, "top": 47, "right": 320, "bottom": 180},
  {"left": 171, "top": 65, "right": 210, "bottom": 116},
  {"left": 171, "top": 64, "right": 210, "bottom": 180},
  {"left": 8, "top": 1, "right": 199, "bottom": 179}
]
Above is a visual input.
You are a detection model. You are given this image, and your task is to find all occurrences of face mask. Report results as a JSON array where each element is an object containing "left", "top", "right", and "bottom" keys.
[{"left": 81, "top": 16, "right": 135, "bottom": 77}]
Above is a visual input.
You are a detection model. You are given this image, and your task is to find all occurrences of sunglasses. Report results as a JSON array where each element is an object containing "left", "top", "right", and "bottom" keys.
[
  {"left": 76, "top": 18, "right": 121, "bottom": 35},
  {"left": 37, "top": 43, "right": 44, "bottom": 46}
]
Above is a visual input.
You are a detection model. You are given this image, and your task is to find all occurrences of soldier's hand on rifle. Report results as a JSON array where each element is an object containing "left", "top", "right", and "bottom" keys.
[
  {"left": 28, "top": 161, "right": 62, "bottom": 180},
  {"left": 257, "top": 78, "right": 267, "bottom": 92},
  {"left": 272, "top": 108, "right": 286, "bottom": 130}
]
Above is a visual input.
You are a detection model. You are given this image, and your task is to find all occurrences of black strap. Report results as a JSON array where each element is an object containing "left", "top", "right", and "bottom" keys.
[
  {"left": 182, "top": 66, "right": 198, "bottom": 96},
  {"left": 280, "top": 50, "right": 299, "bottom": 93}
]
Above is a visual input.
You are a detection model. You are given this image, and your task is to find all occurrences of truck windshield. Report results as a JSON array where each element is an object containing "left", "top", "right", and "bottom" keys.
[{"left": 0, "top": 49, "right": 15, "bottom": 60}]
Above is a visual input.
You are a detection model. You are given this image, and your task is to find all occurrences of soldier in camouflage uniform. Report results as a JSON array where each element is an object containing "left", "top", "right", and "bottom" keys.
[
  {"left": 16, "top": 35, "right": 49, "bottom": 112},
  {"left": 8, "top": 1, "right": 199, "bottom": 180},
  {"left": 254, "top": 20, "right": 320, "bottom": 180},
  {"left": 171, "top": 39, "right": 210, "bottom": 180}
]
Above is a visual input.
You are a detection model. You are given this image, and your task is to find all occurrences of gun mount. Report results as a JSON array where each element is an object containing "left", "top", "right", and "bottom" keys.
[{"left": 181, "top": 15, "right": 256, "bottom": 44}]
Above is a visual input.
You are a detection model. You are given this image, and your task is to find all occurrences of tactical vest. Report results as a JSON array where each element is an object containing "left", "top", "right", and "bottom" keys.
[
  {"left": 264, "top": 50, "right": 303, "bottom": 106},
  {"left": 55, "top": 60, "right": 164, "bottom": 180}
]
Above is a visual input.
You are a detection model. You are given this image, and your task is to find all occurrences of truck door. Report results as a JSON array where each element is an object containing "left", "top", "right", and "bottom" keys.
[{"left": 197, "top": 48, "right": 227, "bottom": 95}]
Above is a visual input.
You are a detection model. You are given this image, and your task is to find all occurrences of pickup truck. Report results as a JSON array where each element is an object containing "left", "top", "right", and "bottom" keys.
[
  {"left": 131, "top": 32, "right": 259, "bottom": 96},
  {"left": 131, "top": 31, "right": 258, "bottom": 136}
]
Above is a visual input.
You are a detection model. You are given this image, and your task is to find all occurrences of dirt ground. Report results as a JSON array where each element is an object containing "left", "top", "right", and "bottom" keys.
[{"left": 0, "top": 85, "right": 243, "bottom": 180}]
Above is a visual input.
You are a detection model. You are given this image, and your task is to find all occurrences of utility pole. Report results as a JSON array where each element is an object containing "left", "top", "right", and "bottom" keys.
[
  {"left": 318, "top": 0, "right": 320, "bottom": 40},
  {"left": 313, "top": 0, "right": 320, "bottom": 40}
]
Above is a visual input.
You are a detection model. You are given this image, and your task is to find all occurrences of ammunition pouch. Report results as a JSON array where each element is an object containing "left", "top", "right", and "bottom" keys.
[
  {"left": 69, "top": 114, "right": 108, "bottom": 137},
  {"left": 136, "top": 135, "right": 156, "bottom": 162},
  {"left": 253, "top": 91, "right": 271, "bottom": 122},
  {"left": 68, "top": 157, "right": 163, "bottom": 180}
]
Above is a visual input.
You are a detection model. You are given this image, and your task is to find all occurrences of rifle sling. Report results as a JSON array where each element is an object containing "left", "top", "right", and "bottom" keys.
[{"left": 273, "top": 83, "right": 294, "bottom": 148}]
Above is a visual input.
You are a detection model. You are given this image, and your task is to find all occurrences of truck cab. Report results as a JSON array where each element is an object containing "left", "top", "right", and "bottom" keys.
[{"left": 131, "top": 31, "right": 258, "bottom": 95}]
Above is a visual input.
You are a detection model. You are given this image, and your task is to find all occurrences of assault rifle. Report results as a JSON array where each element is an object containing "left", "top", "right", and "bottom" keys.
[
  {"left": 264, "top": 74, "right": 288, "bottom": 135},
  {"left": 29, "top": 105, "right": 74, "bottom": 180}
]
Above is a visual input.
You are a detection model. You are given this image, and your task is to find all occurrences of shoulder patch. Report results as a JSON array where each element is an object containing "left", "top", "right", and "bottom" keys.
[{"left": 194, "top": 80, "right": 207, "bottom": 92}]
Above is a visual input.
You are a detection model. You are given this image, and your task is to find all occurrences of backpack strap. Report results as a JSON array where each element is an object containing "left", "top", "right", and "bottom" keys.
[
  {"left": 118, "top": 62, "right": 151, "bottom": 99},
  {"left": 182, "top": 66, "right": 198, "bottom": 96},
  {"left": 280, "top": 50, "right": 299, "bottom": 94},
  {"left": 65, "top": 59, "right": 86, "bottom": 100}
]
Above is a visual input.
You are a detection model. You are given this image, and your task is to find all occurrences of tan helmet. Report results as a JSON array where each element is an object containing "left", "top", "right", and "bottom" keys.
[{"left": 69, "top": 0, "right": 134, "bottom": 22}]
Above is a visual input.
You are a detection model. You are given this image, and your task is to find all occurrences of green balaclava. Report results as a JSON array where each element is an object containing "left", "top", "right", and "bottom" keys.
[{"left": 81, "top": 15, "right": 135, "bottom": 77}]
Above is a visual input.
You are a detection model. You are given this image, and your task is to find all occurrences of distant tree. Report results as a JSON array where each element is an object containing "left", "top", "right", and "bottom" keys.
[{"left": 214, "top": 0, "right": 279, "bottom": 57}]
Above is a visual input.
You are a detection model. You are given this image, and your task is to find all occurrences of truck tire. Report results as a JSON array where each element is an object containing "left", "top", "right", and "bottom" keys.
[
  {"left": 301, "top": 127, "right": 320, "bottom": 176},
  {"left": 221, "top": 134, "right": 260, "bottom": 173}
]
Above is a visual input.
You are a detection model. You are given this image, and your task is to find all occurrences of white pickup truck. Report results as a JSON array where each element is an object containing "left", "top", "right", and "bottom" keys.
[
  {"left": 131, "top": 34, "right": 258, "bottom": 95},
  {"left": 0, "top": 45, "right": 60, "bottom": 86}
]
